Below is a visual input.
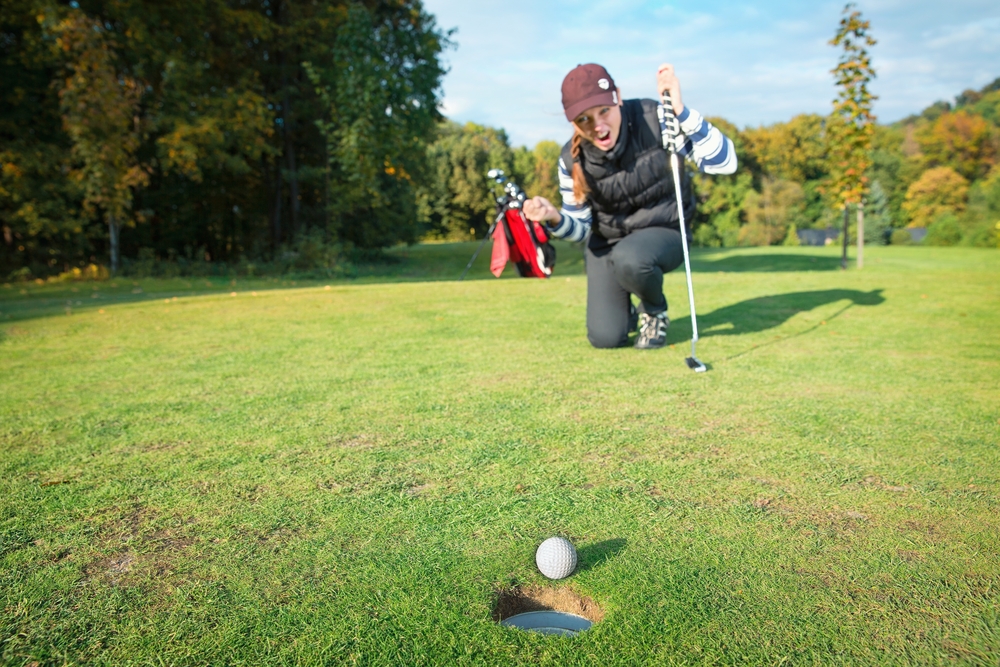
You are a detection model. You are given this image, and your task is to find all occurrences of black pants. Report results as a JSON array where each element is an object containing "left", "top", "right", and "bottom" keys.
[{"left": 586, "top": 227, "right": 685, "bottom": 349}]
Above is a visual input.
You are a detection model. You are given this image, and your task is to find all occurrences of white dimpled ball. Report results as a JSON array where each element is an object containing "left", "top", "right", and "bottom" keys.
[{"left": 535, "top": 536, "right": 577, "bottom": 580}]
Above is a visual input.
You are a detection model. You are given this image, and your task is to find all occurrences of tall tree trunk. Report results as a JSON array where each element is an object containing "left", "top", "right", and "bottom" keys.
[
  {"left": 282, "top": 85, "right": 300, "bottom": 238},
  {"left": 856, "top": 202, "right": 864, "bottom": 269},
  {"left": 276, "top": 0, "right": 299, "bottom": 240},
  {"left": 840, "top": 206, "right": 849, "bottom": 270},
  {"left": 109, "top": 215, "right": 120, "bottom": 274},
  {"left": 325, "top": 142, "right": 331, "bottom": 235},
  {"left": 272, "top": 155, "right": 283, "bottom": 251}
]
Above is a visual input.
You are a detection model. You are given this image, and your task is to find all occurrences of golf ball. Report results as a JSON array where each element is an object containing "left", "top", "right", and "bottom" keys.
[{"left": 535, "top": 536, "right": 577, "bottom": 580}]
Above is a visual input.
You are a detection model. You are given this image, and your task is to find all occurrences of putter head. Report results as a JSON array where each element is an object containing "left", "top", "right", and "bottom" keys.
[{"left": 685, "top": 356, "right": 708, "bottom": 373}]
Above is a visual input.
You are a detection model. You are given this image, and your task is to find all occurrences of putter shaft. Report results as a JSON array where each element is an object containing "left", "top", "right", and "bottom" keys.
[{"left": 661, "top": 91, "right": 706, "bottom": 372}]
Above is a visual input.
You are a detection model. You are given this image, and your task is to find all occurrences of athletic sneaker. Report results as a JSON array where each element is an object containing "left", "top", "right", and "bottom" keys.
[{"left": 635, "top": 312, "right": 670, "bottom": 349}]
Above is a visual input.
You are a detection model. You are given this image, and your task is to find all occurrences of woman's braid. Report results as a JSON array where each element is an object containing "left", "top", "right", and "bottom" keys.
[{"left": 570, "top": 132, "right": 590, "bottom": 204}]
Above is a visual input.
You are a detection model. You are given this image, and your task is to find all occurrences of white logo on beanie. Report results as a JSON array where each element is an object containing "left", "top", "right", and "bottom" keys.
[
  {"left": 598, "top": 78, "right": 610, "bottom": 90},
  {"left": 612, "top": 91, "right": 618, "bottom": 104}
]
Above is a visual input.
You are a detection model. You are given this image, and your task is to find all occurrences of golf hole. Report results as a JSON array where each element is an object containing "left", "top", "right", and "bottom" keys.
[{"left": 493, "top": 585, "right": 603, "bottom": 637}]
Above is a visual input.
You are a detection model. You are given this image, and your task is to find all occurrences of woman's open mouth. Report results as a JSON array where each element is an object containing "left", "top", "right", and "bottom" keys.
[{"left": 594, "top": 129, "right": 612, "bottom": 147}]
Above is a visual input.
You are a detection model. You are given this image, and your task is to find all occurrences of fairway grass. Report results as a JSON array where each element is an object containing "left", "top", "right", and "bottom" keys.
[{"left": 2, "top": 245, "right": 998, "bottom": 665}]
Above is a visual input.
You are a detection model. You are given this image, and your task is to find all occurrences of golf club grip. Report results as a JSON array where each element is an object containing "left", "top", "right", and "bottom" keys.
[{"left": 660, "top": 91, "right": 680, "bottom": 153}]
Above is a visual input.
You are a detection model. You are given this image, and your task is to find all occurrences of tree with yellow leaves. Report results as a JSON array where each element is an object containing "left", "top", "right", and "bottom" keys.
[
  {"left": 917, "top": 110, "right": 996, "bottom": 181},
  {"left": 827, "top": 4, "right": 877, "bottom": 269},
  {"left": 50, "top": 9, "right": 148, "bottom": 274},
  {"left": 901, "top": 167, "right": 969, "bottom": 229}
]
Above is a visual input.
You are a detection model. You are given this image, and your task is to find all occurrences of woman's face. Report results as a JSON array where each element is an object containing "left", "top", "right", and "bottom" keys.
[{"left": 573, "top": 95, "right": 622, "bottom": 151}]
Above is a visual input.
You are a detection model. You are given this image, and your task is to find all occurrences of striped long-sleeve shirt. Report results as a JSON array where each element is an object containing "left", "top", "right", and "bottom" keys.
[{"left": 547, "top": 104, "right": 737, "bottom": 243}]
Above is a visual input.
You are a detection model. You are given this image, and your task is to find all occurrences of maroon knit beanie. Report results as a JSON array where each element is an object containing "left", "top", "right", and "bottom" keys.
[{"left": 561, "top": 64, "right": 618, "bottom": 121}]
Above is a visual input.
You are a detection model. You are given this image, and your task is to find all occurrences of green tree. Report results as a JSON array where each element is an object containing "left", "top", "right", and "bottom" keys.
[
  {"left": 2, "top": 0, "right": 450, "bottom": 277},
  {"left": 972, "top": 165, "right": 1000, "bottom": 216},
  {"left": 511, "top": 145, "right": 535, "bottom": 196},
  {"left": 827, "top": 3, "right": 877, "bottom": 268},
  {"left": 420, "top": 121, "right": 515, "bottom": 240},
  {"left": 691, "top": 116, "right": 756, "bottom": 247},
  {"left": 869, "top": 124, "right": 911, "bottom": 232},
  {"left": 739, "top": 178, "right": 806, "bottom": 246},
  {"left": 964, "top": 89, "right": 1000, "bottom": 125},
  {"left": 508, "top": 140, "right": 561, "bottom": 207},
  {"left": 692, "top": 170, "right": 754, "bottom": 247},
  {"left": 743, "top": 114, "right": 827, "bottom": 183},
  {"left": 0, "top": 0, "right": 90, "bottom": 278},
  {"left": 302, "top": 2, "right": 448, "bottom": 249},
  {"left": 865, "top": 180, "right": 892, "bottom": 244},
  {"left": 527, "top": 140, "right": 562, "bottom": 205},
  {"left": 782, "top": 224, "right": 801, "bottom": 246},
  {"left": 963, "top": 166, "right": 1000, "bottom": 246}
]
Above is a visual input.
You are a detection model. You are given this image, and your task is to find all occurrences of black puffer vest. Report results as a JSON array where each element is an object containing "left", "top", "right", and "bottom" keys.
[{"left": 560, "top": 98, "right": 694, "bottom": 243}]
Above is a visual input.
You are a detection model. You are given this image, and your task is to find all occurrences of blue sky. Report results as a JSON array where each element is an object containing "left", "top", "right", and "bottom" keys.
[{"left": 421, "top": 0, "right": 1000, "bottom": 147}]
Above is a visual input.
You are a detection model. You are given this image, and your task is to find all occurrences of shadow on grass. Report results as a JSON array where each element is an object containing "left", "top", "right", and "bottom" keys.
[
  {"left": 691, "top": 252, "right": 843, "bottom": 273},
  {"left": 575, "top": 538, "right": 627, "bottom": 574},
  {"left": 669, "top": 289, "right": 886, "bottom": 345}
]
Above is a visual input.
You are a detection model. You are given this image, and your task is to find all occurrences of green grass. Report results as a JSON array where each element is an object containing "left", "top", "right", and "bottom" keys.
[{"left": 2, "top": 244, "right": 998, "bottom": 666}]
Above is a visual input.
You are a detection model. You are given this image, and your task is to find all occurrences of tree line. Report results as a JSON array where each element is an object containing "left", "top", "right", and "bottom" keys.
[
  {"left": 687, "top": 76, "right": 1000, "bottom": 250},
  {"left": 2, "top": 0, "right": 449, "bottom": 278},
  {"left": 3, "top": 2, "right": 998, "bottom": 281}
]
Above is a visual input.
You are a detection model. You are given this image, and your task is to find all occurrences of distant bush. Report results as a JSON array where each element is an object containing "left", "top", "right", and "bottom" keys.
[
  {"left": 6, "top": 263, "right": 110, "bottom": 283},
  {"left": 925, "top": 214, "right": 963, "bottom": 246},
  {"left": 116, "top": 230, "right": 358, "bottom": 279},
  {"left": 961, "top": 219, "right": 1000, "bottom": 247},
  {"left": 6, "top": 267, "right": 34, "bottom": 282},
  {"left": 121, "top": 248, "right": 224, "bottom": 279},
  {"left": 737, "top": 222, "right": 773, "bottom": 247},
  {"left": 53, "top": 264, "right": 109, "bottom": 281},
  {"left": 890, "top": 229, "right": 913, "bottom": 245},
  {"left": 692, "top": 222, "right": 721, "bottom": 247},
  {"left": 782, "top": 224, "right": 801, "bottom": 246}
]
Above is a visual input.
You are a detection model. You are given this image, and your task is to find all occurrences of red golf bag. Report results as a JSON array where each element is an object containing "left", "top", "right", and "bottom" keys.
[
  {"left": 490, "top": 208, "right": 556, "bottom": 278},
  {"left": 460, "top": 169, "right": 556, "bottom": 280}
]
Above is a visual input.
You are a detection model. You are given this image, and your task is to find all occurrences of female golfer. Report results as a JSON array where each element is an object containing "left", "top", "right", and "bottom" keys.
[{"left": 523, "top": 63, "right": 737, "bottom": 349}]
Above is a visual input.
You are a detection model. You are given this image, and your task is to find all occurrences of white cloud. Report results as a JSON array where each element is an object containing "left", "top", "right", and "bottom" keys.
[
  {"left": 439, "top": 97, "right": 471, "bottom": 116},
  {"left": 423, "top": 0, "right": 1000, "bottom": 145},
  {"left": 924, "top": 16, "right": 1000, "bottom": 50}
]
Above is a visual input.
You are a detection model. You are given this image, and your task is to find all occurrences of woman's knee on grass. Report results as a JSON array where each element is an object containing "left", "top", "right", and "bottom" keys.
[{"left": 587, "top": 321, "right": 631, "bottom": 349}]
